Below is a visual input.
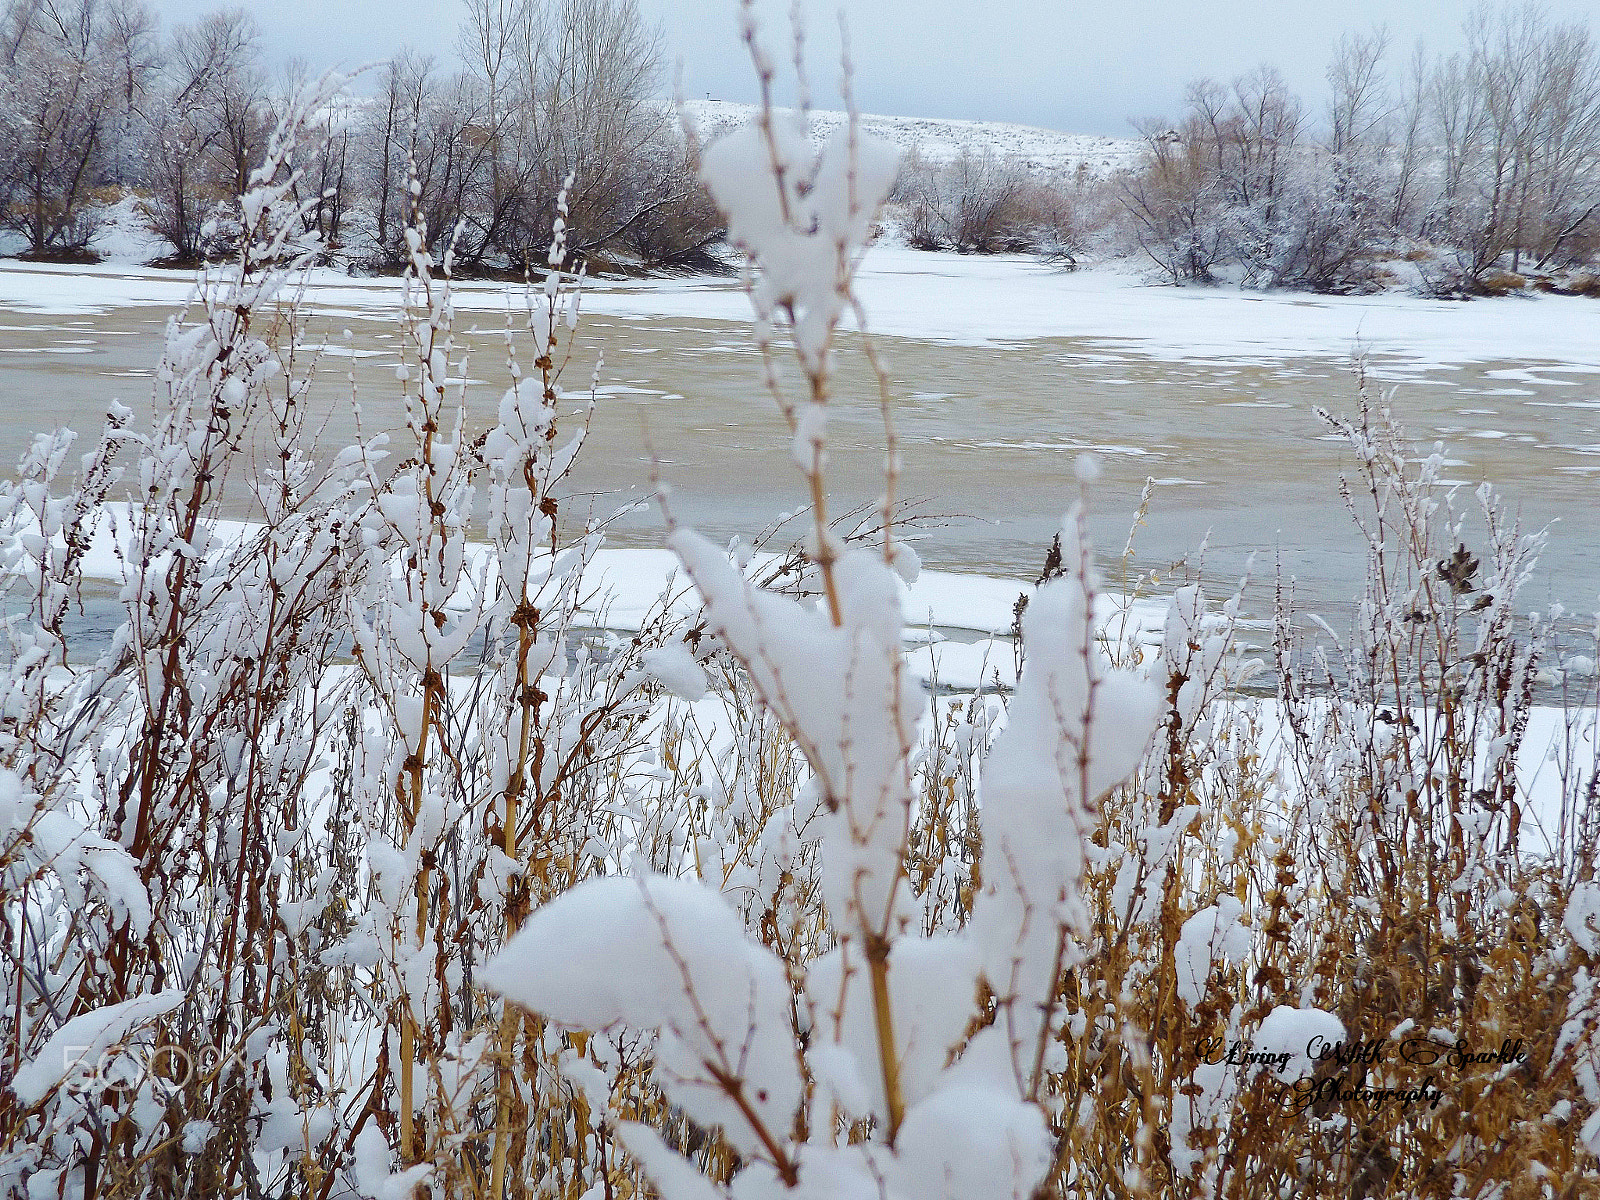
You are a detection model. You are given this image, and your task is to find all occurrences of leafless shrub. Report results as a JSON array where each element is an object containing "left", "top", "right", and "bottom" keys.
[
  {"left": 1117, "top": 118, "right": 1227, "bottom": 283},
  {"left": 895, "top": 147, "right": 1098, "bottom": 257}
]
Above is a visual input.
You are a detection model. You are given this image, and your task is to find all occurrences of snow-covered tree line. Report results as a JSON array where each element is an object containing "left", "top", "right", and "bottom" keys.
[
  {"left": 0, "top": 0, "right": 720, "bottom": 269},
  {"left": 778, "top": 2, "right": 1600, "bottom": 292},
  {"left": 1119, "top": 6, "right": 1600, "bottom": 292},
  {"left": 3, "top": 12, "right": 1600, "bottom": 1200},
  {"left": 9, "top": 0, "right": 1600, "bottom": 295}
]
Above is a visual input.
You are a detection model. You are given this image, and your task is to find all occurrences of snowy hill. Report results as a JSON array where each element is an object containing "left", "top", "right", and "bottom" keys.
[{"left": 681, "top": 99, "right": 1142, "bottom": 177}]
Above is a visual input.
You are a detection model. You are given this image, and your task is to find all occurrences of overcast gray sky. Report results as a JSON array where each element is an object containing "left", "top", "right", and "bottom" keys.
[{"left": 150, "top": 0, "right": 1600, "bottom": 135}]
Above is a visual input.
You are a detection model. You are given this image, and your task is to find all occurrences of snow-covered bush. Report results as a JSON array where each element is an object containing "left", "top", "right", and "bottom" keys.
[
  {"left": 0, "top": 63, "right": 672, "bottom": 1200},
  {"left": 1121, "top": 70, "right": 1388, "bottom": 293},
  {"left": 1116, "top": 119, "right": 1228, "bottom": 284},
  {"left": 476, "top": 47, "right": 1165, "bottom": 1194},
  {"left": 1059, "top": 385, "right": 1600, "bottom": 1197}
]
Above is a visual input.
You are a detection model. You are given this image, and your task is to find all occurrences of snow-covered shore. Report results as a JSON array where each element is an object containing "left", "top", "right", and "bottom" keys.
[{"left": 5, "top": 248, "right": 1600, "bottom": 375}]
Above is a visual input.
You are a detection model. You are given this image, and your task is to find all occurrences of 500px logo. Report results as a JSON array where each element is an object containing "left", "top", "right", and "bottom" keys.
[{"left": 58, "top": 1041, "right": 246, "bottom": 1094}]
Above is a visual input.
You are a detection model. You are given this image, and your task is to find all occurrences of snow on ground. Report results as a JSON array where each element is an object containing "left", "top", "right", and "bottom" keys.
[
  {"left": 88, "top": 193, "right": 175, "bottom": 264},
  {"left": 5, "top": 249, "right": 1600, "bottom": 372},
  {"left": 683, "top": 99, "right": 1142, "bottom": 175},
  {"left": 847, "top": 250, "right": 1600, "bottom": 367}
]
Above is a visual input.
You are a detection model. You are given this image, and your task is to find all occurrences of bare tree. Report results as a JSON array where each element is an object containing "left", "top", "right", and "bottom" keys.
[
  {"left": 0, "top": 0, "right": 120, "bottom": 255},
  {"left": 1121, "top": 58, "right": 1385, "bottom": 292},
  {"left": 212, "top": 32, "right": 268, "bottom": 201},
  {"left": 1148, "top": 68, "right": 1305, "bottom": 271},
  {"left": 1471, "top": 2, "right": 1546, "bottom": 271},
  {"left": 1389, "top": 40, "right": 1431, "bottom": 230},
  {"left": 1280, "top": 27, "right": 1397, "bottom": 290},
  {"left": 1328, "top": 26, "right": 1392, "bottom": 158},
  {"left": 1519, "top": 17, "right": 1600, "bottom": 266},
  {"left": 1117, "top": 118, "right": 1226, "bottom": 283},
  {"left": 359, "top": 49, "right": 432, "bottom": 260},
  {"left": 98, "top": 0, "right": 157, "bottom": 181},
  {"left": 277, "top": 55, "right": 353, "bottom": 252},
  {"left": 485, "top": 0, "right": 673, "bottom": 265},
  {"left": 1222, "top": 66, "right": 1303, "bottom": 237},
  {"left": 142, "top": 7, "right": 264, "bottom": 260},
  {"left": 1411, "top": 4, "right": 1600, "bottom": 289},
  {"left": 406, "top": 70, "right": 496, "bottom": 262},
  {"left": 1172, "top": 68, "right": 1305, "bottom": 283},
  {"left": 459, "top": 0, "right": 522, "bottom": 215}
]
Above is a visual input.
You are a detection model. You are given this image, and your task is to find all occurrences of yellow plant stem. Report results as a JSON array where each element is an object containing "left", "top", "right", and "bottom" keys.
[{"left": 864, "top": 932, "right": 905, "bottom": 1145}]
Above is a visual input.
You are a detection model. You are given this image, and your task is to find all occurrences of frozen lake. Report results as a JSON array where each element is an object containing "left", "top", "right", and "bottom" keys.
[{"left": 1, "top": 249, "right": 1597, "bottom": 633}]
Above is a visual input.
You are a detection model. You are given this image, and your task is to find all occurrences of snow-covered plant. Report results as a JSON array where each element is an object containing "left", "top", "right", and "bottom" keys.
[
  {"left": 1061, "top": 380, "right": 1600, "bottom": 1199},
  {"left": 892, "top": 148, "right": 1091, "bottom": 256},
  {"left": 1227, "top": 148, "right": 1390, "bottom": 292},
  {"left": 0, "top": 70, "right": 377, "bottom": 1200},
  {"left": 340, "top": 165, "right": 494, "bottom": 1182},
  {"left": 480, "top": 17, "right": 1164, "bottom": 1200},
  {"left": 314, "top": 161, "right": 694, "bottom": 1198},
  {"left": 0, "top": 67, "right": 675, "bottom": 1200}
]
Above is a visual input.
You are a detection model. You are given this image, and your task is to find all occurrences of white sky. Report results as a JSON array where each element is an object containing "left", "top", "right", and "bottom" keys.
[{"left": 150, "top": 0, "right": 1600, "bottom": 135}]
